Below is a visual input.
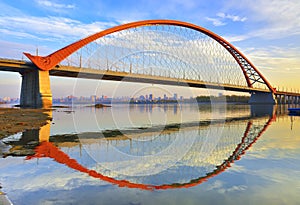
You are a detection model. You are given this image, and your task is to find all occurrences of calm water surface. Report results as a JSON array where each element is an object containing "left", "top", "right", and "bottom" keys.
[{"left": 0, "top": 104, "right": 299, "bottom": 205}]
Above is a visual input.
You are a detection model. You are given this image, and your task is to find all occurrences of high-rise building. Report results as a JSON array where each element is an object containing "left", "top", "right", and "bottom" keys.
[
  {"left": 164, "top": 94, "right": 167, "bottom": 100},
  {"left": 173, "top": 93, "right": 178, "bottom": 100},
  {"left": 149, "top": 94, "right": 153, "bottom": 101},
  {"left": 90, "top": 95, "right": 96, "bottom": 102},
  {"left": 139, "top": 95, "right": 145, "bottom": 101}
]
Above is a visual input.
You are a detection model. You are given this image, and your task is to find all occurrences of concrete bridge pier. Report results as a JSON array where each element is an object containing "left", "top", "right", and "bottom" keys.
[
  {"left": 20, "top": 69, "right": 52, "bottom": 108},
  {"left": 249, "top": 92, "right": 276, "bottom": 104}
]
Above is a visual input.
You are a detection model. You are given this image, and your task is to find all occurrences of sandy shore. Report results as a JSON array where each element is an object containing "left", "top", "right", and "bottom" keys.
[{"left": 0, "top": 108, "right": 52, "bottom": 139}]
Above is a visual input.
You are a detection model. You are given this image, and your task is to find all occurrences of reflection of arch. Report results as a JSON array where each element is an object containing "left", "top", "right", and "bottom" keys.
[
  {"left": 24, "top": 20, "right": 274, "bottom": 92},
  {"left": 26, "top": 117, "right": 273, "bottom": 190}
]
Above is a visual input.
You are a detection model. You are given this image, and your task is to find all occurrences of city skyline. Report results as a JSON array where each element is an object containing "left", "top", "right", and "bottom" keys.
[
  {"left": 0, "top": 92, "right": 206, "bottom": 103},
  {"left": 0, "top": 0, "right": 299, "bottom": 98}
]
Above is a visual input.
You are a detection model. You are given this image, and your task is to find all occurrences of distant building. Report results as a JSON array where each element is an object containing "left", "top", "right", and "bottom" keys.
[
  {"left": 173, "top": 93, "right": 178, "bottom": 100},
  {"left": 149, "top": 94, "right": 153, "bottom": 101},
  {"left": 164, "top": 94, "right": 167, "bottom": 100},
  {"left": 139, "top": 95, "right": 145, "bottom": 101},
  {"left": 90, "top": 95, "right": 96, "bottom": 102},
  {"left": 3, "top": 97, "right": 11, "bottom": 102}
]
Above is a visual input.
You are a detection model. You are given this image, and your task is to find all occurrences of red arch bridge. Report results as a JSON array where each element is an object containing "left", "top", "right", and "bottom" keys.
[{"left": 0, "top": 20, "right": 299, "bottom": 108}]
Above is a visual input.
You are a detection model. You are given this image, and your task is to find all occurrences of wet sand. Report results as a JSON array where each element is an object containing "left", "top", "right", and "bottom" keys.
[{"left": 0, "top": 108, "right": 51, "bottom": 139}]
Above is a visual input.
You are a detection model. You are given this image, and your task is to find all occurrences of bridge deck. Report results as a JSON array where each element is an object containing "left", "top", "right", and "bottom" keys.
[
  {"left": 0, "top": 58, "right": 272, "bottom": 94},
  {"left": 275, "top": 91, "right": 300, "bottom": 97},
  {"left": 2, "top": 58, "right": 300, "bottom": 97}
]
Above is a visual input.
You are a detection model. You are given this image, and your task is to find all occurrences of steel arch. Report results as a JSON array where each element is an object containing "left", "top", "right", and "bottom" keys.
[{"left": 24, "top": 19, "right": 274, "bottom": 92}]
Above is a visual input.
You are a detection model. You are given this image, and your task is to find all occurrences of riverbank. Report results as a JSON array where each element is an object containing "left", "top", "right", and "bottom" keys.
[{"left": 0, "top": 108, "right": 52, "bottom": 139}]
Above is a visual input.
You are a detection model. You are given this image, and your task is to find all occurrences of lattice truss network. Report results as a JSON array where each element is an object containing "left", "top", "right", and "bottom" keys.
[{"left": 62, "top": 24, "right": 265, "bottom": 89}]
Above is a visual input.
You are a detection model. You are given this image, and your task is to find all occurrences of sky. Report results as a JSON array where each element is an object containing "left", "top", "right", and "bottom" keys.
[{"left": 0, "top": 0, "right": 299, "bottom": 98}]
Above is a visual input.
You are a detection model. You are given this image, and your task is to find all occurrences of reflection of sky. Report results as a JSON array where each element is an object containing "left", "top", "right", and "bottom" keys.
[
  {"left": 51, "top": 104, "right": 250, "bottom": 135},
  {"left": 1, "top": 107, "right": 300, "bottom": 205}
]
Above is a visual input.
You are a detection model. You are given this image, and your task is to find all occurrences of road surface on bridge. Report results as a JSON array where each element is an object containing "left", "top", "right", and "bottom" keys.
[{"left": 0, "top": 58, "right": 271, "bottom": 94}]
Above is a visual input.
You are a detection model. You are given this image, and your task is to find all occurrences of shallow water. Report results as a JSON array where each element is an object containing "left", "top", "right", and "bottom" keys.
[{"left": 0, "top": 104, "right": 299, "bottom": 205}]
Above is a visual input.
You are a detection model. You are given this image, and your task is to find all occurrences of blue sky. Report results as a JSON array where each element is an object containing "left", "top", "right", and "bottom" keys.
[{"left": 0, "top": 0, "right": 299, "bottom": 98}]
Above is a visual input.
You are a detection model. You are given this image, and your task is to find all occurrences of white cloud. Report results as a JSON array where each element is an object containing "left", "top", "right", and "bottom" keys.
[
  {"left": 0, "top": 40, "right": 51, "bottom": 58},
  {"left": 205, "top": 17, "right": 226, "bottom": 26},
  {"left": 0, "top": 28, "right": 39, "bottom": 40},
  {"left": 242, "top": 46, "right": 300, "bottom": 90},
  {"left": 233, "top": 0, "right": 300, "bottom": 39},
  {"left": 217, "top": 12, "right": 247, "bottom": 22},
  {"left": 0, "top": 16, "right": 116, "bottom": 42},
  {"left": 206, "top": 12, "right": 247, "bottom": 27},
  {"left": 205, "top": 0, "right": 300, "bottom": 42},
  {"left": 207, "top": 180, "right": 247, "bottom": 194},
  {"left": 35, "top": 0, "right": 75, "bottom": 12},
  {"left": 245, "top": 46, "right": 300, "bottom": 71},
  {"left": 222, "top": 34, "right": 249, "bottom": 42}
]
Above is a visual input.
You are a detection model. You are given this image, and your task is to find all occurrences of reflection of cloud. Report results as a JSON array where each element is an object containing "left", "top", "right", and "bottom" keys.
[
  {"left": 218, "top": 185, "right": 247, "bottom": 194},
  {"left": 243, "top": 116, "right": 300, "bottom": 160},
  {"left": 207, "top": 180, "right": 223, "bottom": 190},
  {"left": 237, "top": 165, "right": 300, "bottom": 203},
  {"left": 1, "top": 158, "right": 108, "bottom": 194},
  {"left": 226, "top": 164, "right": 246, "bottom": 173},
  {"left": 206, "top": 180, "right": 247, "bottom": 193}
]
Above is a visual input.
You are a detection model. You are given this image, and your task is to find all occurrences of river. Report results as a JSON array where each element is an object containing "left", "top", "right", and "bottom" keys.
[{"left": 0, "top": 104, "right": 299, "bottom": 205}]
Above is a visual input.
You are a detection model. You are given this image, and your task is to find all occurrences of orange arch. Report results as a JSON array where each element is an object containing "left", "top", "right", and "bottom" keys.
[{"left": 23, "top": 19, "right": 274, "bottom": 92}]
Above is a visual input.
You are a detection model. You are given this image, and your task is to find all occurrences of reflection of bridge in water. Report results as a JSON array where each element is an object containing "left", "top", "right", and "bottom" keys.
[{"left": 1, "top": 105, "right": 281, "bottom": 190}]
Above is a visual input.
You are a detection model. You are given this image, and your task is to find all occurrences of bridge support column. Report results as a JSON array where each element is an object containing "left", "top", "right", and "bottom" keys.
[
  {"left": 287, "top": 96, "right": 291, "bottom": 104},
  {"left": 275, "top": 95, "right": 280, "bottom": 104},
  {"left": 249, "top": 92, "right": 276, "bottom": 104},
  {"left": 20, "top": 69, "right": 52, "bottom": 108},
  {"left": 285, "top": 95, "right": 287, "bottom": 104},
  {"left": 278, "top": 95, "right": 283, "bottom": 104}
]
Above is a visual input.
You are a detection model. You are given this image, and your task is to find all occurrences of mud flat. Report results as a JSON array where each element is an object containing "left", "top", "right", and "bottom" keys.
[{"left": 0, "top": 108, "right": 51, "bottom": 139}]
